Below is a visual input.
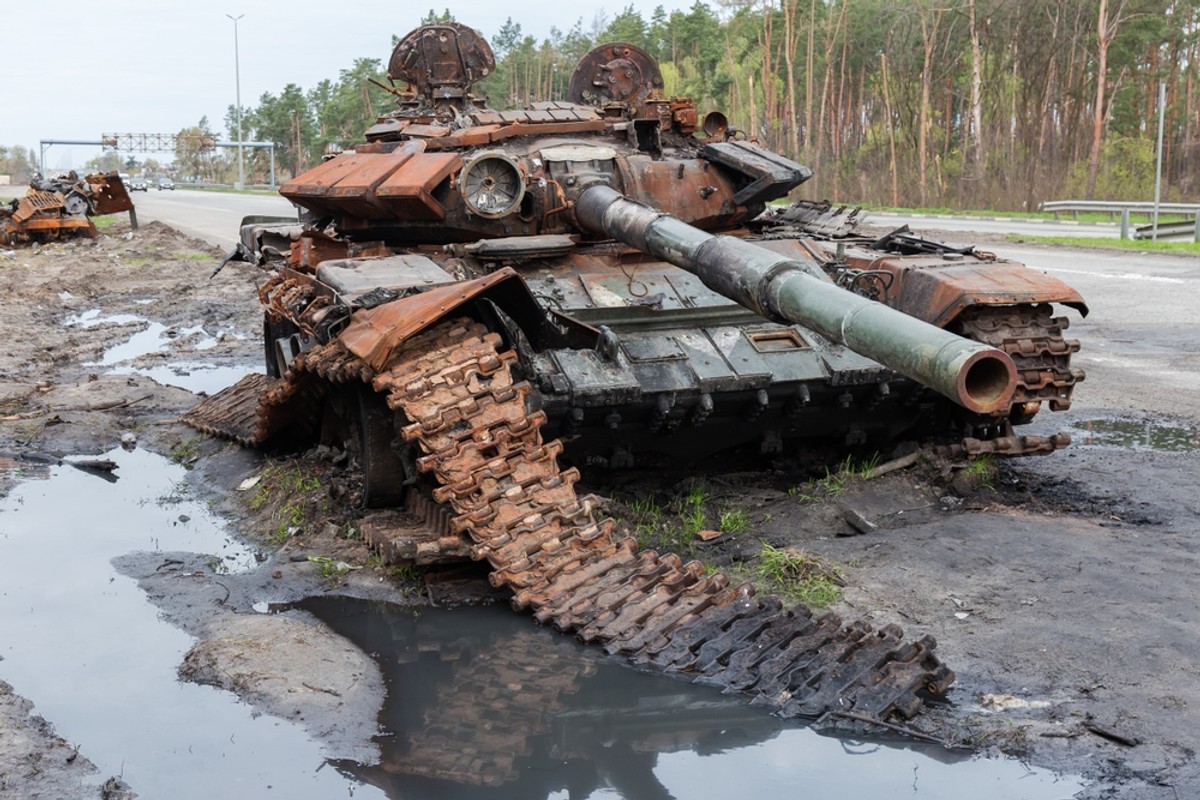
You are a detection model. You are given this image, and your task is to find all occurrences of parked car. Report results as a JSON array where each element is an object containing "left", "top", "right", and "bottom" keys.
[
  {"left": 128, "top": 177, "right": 149, "bottom": 192},
  {"left": 157, "top": 177, "right": 175, "bottom": 191}
]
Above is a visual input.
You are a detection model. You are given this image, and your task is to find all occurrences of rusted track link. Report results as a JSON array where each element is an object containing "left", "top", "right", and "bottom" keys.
[
  {"left": 256, "top": 318, "right": 954, "bottom": 723},
  {"left": 959, "top": 305, "right": 1084, "bottom": 413}
]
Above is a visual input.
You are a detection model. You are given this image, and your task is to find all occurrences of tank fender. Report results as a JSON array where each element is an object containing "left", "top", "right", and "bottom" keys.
[
  {"left": 338, "top": 267, "right": 581, "bottom": 371},
  {"left": 873, "top": 258, "right": 1090, "bottom": 328}
]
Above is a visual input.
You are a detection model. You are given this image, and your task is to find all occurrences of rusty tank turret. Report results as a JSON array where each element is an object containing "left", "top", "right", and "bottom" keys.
[{"left": 186, "top": 22, "right": 1089, "bottom": 726}]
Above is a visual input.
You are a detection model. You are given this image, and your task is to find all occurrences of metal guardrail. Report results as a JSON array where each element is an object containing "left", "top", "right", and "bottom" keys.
[
  {"left": 1041, "top": 200, "right": 1200, "bottom": 215},
  {"left": 1133, "top": 220, "right": 1198, "bottom": 241},
  {"left": 1039, "top": 200, "right": 1199, "bottom": 241}
]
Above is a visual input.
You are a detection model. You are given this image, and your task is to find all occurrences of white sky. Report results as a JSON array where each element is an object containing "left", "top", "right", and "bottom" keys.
[{"left": 2, "top": 0, "right": 701, "bottom": 171}]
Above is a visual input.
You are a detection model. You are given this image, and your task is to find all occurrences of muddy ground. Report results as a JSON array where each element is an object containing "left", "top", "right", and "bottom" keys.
[{"left": 0, "top": 220, "right": 1197, "bottom": 799}]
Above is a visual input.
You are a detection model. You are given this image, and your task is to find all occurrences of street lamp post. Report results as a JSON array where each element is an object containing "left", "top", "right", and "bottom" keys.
[{"left": 226, "top": 13, "right": 245, "bottom": 189}]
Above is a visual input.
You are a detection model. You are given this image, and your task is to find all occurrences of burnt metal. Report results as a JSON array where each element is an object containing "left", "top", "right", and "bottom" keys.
[
  {"left": 184, "top": 21, "right": 1093, "bottom": 729},
  {"left": 202, "top": 318, "right": 954, "bottom": 724},
  {"left": 568, "top": 41, "right": 664, "bottom": 107},
  {"left": 572, "top": 183, "right": 1018, "bottom": 416},
  {"left": 1, "top": 171, "right": 135, "bottom": 246},
  {"left": 388, "top": 22, "right": 495, "bottom": 101}
]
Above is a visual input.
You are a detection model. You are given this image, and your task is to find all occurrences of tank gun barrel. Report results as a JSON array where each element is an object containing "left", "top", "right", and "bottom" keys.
[{"left": 574, "top": 184, "right": 1017, "bottom": 415}]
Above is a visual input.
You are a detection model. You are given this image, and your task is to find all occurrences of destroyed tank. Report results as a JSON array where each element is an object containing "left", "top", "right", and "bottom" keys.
[
  {"left": 186, "top": 22, "right": 1089, "bottom": 725},
  {"left": 1, "top": 171, "right": 135, "bottom": 246}
]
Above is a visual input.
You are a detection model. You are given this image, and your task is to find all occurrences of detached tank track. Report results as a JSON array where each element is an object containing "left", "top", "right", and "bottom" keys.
[
  {"left": 958, "top": 304, "right": 1084, "bottom": 414},
  {"left": 279, "top": 317, "right": 953, "bottom": 724}
]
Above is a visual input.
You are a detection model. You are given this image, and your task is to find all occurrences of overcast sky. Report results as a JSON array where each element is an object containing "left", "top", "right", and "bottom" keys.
[{"left": 3, "top": 0, "right": 701, "bottom": 171}]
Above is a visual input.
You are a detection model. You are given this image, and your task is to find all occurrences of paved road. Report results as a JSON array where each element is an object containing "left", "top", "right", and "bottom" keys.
[
  {"left": 130, "top": 187, "right": 297, "bottom": 250},
  {"left": 989, "top": 242, "right": 1200, "bottom": 422},
  {"left": 867, "top": 210, "right": 1120, "bottom": 239}
]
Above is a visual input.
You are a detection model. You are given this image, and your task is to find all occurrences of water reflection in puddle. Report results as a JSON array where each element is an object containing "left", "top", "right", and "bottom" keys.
[
  {"left": 65, "top": 309, "right": 252, "bottom": 394},
  {"left": 0, "top": 450, "right": 1085, "bottom": 799},
  {"left": 109, "top": 362, "right": 255, "bottom": 396},
  {"left": 1073, "top": 418, "right": 1199, "bottom": 452},
  {"left": 0, "top": 449, "right": 387, "bottom": 800},
  {"left": 301, "top": 597, "right": 1083, "bottom": 800}
]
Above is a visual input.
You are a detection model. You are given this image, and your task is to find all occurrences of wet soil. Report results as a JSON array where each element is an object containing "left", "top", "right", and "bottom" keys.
[{"left": 0, "top": 222, "right": 1197, "bottom": 798}]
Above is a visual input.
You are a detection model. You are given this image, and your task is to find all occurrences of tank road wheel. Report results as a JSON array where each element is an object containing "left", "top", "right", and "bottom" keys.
[
  {"left": 263, "top": 312, "right": 300, "bottom": 378},
  {"left": 346, "top": 385, "right": 410, "bottom": 509}
]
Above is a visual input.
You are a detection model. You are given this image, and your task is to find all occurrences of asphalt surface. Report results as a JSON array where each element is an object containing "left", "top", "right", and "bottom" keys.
[
  {"left": 126, "top": 186, "right": 296, "bottom": 250},
  {"left": 868, "top": 210, "right": 1121, "bottom": 239}
]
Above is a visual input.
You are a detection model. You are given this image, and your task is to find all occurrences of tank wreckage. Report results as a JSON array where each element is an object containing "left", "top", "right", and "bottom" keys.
[
  {"left": 0, "top": 171, "right": 135, "bottom": 246},
  {"left": 185, "top": 23, "right": 1088, "bottom": 727}
]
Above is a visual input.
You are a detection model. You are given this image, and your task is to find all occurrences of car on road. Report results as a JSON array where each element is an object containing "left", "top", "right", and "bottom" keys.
[
  {"left": 157, "top": 177, "right": 175, "bottom": 191},
  {"left": 128, "top": 177, "right": 149, "bottom": 192}
]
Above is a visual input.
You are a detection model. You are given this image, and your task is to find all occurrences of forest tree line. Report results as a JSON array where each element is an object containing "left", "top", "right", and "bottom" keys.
[{"left": 203, "top": 0, "right": 1196, "bottom": 210}]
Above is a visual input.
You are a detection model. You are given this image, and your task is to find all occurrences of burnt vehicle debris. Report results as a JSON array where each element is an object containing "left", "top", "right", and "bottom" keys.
[
  {"left": 185, "top": 22, "right": 1089, "bottom": 726},
  {"left": 1, "top": 171, "right": 136, "bottom": 246}
]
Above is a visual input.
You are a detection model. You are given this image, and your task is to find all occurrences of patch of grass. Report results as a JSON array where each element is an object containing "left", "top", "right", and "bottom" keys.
[
  {"left": 627, "top": 496, "right": 665, "bottom": 544},
  {"left": 754, "top": 543, "right": 845, "bottom": 608},
  {"left": 271, "top": 503, "right": 305, "bottom": 545},
  {"left": 960, "top": 453, "right": 999, "bottom": 491},
  {"left": 363, "top": 552, "right": 424, "bottom": 580},
  {"left": 169, "top": 436, "right": 203, "bottom": 466},
  {"left": 379, "top": 561, "right": 425, "bottom": 598},
  {"left": 679, "top": 481, "right": 709, "bottom": 540},
  {"left": 124, "top": 257, "right": 150, "bottom": 267},
  {"left": 624, "top": 485, "right": 707, "bottom": 556},
  {"left": 93, "top": 216, "right": 120, "bottom": 230},
  {"left": 621, "top": 481, "right": 755, "bottom": 554},
  {"left": 718, "top": 508, "right": 749, "bottom": 534},
  {"left": 248, "top": 462, "right": 323, "bottom": 511},
  {"left": 814, "top": 466, "right": 847, "bottom": 498},
  {"left": 1004, "top": 234, "right": 1200, "bottom": 253},
  {"left": 307, "top": 555, "right": 356, "bottom": 584},
  {"left": 238, "top": 460, "right": 332, "bottom": 549},
  {"left": 962, "top": 453, "right": 996, "bottom": 477},
  {"left": 790, "top": 453, "right": 880, "bottom": 502}
]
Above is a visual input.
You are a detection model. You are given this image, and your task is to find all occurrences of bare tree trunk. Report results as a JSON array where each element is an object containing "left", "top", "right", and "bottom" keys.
[
  {"left": 749, "top": 73, "right": 757, "bottom": 144},
  {"left": 881, "top": 49, "right": 899, "bottom": 207},
  {"left": 761, "top": 0, "right": 775, "bottom": 142},
  {"left": 1184, "top": 13, "right": 1197, "bottom": 195},
  {"left": 964, "top": 0, "right": 984, "bottom": 205},
  {"left": 916, "top": 1, "right": 943, "bottom": 207},
  {"left": 833, "top": 11, "right": 850, "bottom": 200},
  {"left": 1031, "top": 1, "right": 1063, "bottom": 208},
  {"left": 804, "top": 0, "right": 815, "bottom": 157},
  {"left": 784, "top": 0, "right": 800, "bottom": 158},
  {"left": 1086, "top": 0, "right": 1114, "bottom": 199}
]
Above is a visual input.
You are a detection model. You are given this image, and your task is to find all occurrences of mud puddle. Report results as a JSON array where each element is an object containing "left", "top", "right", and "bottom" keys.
[
  {"left": 0, "top": 450, "right": 1085, "bottom": 799},
  {"left": 67, "top": 309, "right": 254, "bottom": 395},
  {"left": 0, "top": 449, "right": 388, "bottom": 799},
  {"left": 300, "top": 596, "right": 1082, "bottom": 799}
]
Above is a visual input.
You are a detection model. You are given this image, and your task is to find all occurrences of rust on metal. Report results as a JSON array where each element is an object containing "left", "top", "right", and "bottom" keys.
[
  {"left": 373, "top": 152, "right": 461, "bottom": 220},
  {"left": 852, "top": 252, "right": 1090, "bottom": 328},
  {"left": 1, "top": 171, "right": 135, "bottom": 246},
  {"left": 183, "top": 18, "right": 1095, "bottom": 738},
  {"left": 187, "top": 317, "right": 955, "bottom": 725},
  {"left": 338, "top": 267, "right": 534, "bottom": 371}
]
